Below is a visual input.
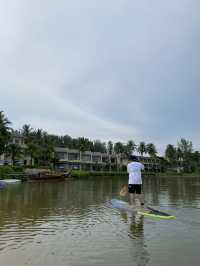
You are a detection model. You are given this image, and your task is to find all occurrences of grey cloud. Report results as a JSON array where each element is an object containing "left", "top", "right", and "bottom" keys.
[{"left": 1, "top": 0, "right": 200, "bottom": 153}]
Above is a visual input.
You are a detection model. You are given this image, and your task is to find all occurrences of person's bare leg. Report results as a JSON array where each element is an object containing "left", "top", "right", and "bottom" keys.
[
  {"left": 134, "top": 194, "right": 141, "bottom": 208},
  {"left": 139, "top": 193, "right": 144, "bottom": 206},
  {"left": 129, "top": 193, "right": 135, "bottom": 206}
]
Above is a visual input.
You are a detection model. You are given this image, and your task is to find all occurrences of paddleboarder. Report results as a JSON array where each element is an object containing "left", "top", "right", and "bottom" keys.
[{"left": 127, "top": 155, "right": 144, "bottom": 206}]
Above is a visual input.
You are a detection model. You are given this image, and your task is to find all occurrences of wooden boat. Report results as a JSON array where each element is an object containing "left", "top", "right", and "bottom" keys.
[{"left": 28, "top": 170, "right": 71, "bottom": 182}]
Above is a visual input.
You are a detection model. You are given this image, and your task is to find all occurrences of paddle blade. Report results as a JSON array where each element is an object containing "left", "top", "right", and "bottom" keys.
[{"left": 120, "top": 185, "right": 128, "bottom": 196}]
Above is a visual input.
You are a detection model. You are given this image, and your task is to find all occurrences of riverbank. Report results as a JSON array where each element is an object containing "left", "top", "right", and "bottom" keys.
[
  {"left": 0, "top": 167, "right": 154, "bottom": 179},
  {"left": 157, "top": 172, "right": 200, "bottom": 178},
  {"left": 71, "top": 170, "right": 156, "bottom": 178},
  {"left": 0, "top": 166, "right": 199, "bottom": 179},
  {"left": 71, "top": 170, "right": 200, "bottom": 178},
  {"left": 71, "top": 170, "right": 127, "bottom": 178},
  {"left": 0, "top": 166, "right": 24, "bottom": 179}
]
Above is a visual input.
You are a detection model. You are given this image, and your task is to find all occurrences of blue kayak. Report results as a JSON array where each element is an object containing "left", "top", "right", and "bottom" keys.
[{"left": 0, "top": 181, "right": 7, "bottom": 189}]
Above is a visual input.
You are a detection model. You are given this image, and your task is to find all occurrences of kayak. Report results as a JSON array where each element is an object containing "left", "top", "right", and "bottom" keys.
[
  {"left": 0, "top": 179, "right": 21, "bottom": 184},
  {"left": 0, "top": 181, "right": 7, "bottom": 189}
]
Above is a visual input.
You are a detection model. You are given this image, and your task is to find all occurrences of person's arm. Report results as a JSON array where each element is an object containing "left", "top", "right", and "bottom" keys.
[
  {"left": 141, "top": 163, "right": 145, "bottom": 171},
  {"left": 127, "top": 164, "right": 130, "bottom": 173}
]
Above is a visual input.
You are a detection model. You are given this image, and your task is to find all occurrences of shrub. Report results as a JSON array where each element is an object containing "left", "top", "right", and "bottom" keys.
[{"left": 0, "top": 165, "right": 24, "bottom": 179}]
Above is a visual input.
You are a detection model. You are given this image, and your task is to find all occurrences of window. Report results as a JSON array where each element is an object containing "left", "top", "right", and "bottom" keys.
[
  {"left": 82, "top": 155, "right": 91, "bottom": 161},
  {"left": 56, "top": 152, "right": 66, "bottom": 159},
  {"left": 68, "top": 153, "right": 80, "bottom": 161},
  {"left": 92, "top": 156, "right": 101, "bottom": 162}
]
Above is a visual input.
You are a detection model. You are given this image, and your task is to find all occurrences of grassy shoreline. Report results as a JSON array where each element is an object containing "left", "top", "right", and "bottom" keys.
[
  {"left": 71, "top": 171, "right": 198, "bottom": 178},
  {"left": 0, "top": 166, "right": 199, "bottom": 179},
  {"left": 156, "top": 172, "right": 200, "bottom": 178},
  {"left": 71, "top": 170, "right": 200, "bottom": 178},
  {"left": 71, "top": 170, "right": 128, "bottom": 178}
]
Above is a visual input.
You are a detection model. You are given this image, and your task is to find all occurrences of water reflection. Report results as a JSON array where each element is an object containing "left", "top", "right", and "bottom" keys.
[
  {"left": 129, "top": 214, "right": 144, "bottom": 239},
  {"left": 144, "top": 176, "right": 200, "bottom": 207},
  {"left": 0, "top": 178, "right": 123, "bottom": 252},
  {"left": 0, "top": 176, "right": 200, "bottom": 266},
  {"left": 119, "top": 210, "right": 149, "bottom": 266}
]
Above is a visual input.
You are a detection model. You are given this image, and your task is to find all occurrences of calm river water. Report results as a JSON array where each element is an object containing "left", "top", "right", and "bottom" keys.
[{"left": 0, "top": 176, "right": 200, "bottom": 266}]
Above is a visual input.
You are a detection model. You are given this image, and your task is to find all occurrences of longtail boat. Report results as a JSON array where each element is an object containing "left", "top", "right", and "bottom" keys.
[{"left": 28, "top": 170, "right": 71, "bottom": 182}]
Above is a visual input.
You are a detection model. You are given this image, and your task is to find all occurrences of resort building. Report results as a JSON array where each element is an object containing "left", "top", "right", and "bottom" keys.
[
  {"left": 0, "top": 132, "right": 162, "bottom": 172},
  {"left": 54, "top": 147, "right": 162, "bottom": 172},
  {"left": 54, "top": 147, "right": 118, "bottom": 171},
  {"left": 133, "top": 156, "right": 161, "bottom": 172},
  {"left": 0, "top": 131, "right": 31, "bottom": 166}
]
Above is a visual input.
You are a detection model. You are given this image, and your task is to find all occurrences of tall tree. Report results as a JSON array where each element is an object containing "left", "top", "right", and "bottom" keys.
[
  {"left": 93, "top": 140, "right": 107, "bottom": 153},
  {"left": 0, "top": 111, "right": 12, "bottom": 155},
  {"left": 177, "top": 138, "right": 193, "bottom": 172},
  {"left": 73, "top": 137, "right": 92, "bottom": 152},
  {"left": 114, "top": 142, "right": 124, "bottom": 155},
  {"left": 34, "top": 129, "right": 44, "bottom": 144},
  {"left": 124, "top": 140, "right": 136, "bottom": 157},
  {"left": 62, "top": 135, "right": 73, "bottom": 148},
  {"left": 165, "top": 144, "right": 176, "bottom": 164},
  {"left": 177, "top": 138, "right": 193, "bottom": 160},
  {"left": 137, "top": 142, "right": 146, "bottom": 157},
  {"left": 25, "top": 142, "right": 39, "bottom": 166},
  {"left": 107, "top": 141, "right": 113, "bottom": 155},
  {"left": 176, "top": 147, "right": 183, "bottom": 160},
  {"left": 146, "top": 143, "right": 157, "bottom": 157},
  {"left": 38, "top": 143, "right": 54, "bottom": 166},
  {"left": 21, "top": 124, "right": 33, "bottom": 144},
  {"left": 192, "top": 151, "right": 200, "bottom": 163},
  {"left": 6, "top": 143, "right": 22, "bottom": 165}
]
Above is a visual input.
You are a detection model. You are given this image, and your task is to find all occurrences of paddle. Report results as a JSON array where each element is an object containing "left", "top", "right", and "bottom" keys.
[
  {"left": 146, "top": 206, "right": 170, "bottom": 216},
  {"left": 119, "top": 185, "right": 128, "bottom": 196}
]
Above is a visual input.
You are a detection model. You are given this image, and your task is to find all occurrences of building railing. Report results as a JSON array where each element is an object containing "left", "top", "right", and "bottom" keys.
[{"left": 54, "top": 147, "right": 161, "bottom": 172}]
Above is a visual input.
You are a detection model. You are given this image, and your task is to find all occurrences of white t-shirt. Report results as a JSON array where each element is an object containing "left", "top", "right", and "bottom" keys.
[{"left": 127, "top": 162, "right": 144, "bottom": 184}]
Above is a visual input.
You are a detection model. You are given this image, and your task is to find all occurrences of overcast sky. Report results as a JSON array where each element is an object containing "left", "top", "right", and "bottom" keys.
[{"left": 1, "top": 0, "right": 200, "bottom": 154}]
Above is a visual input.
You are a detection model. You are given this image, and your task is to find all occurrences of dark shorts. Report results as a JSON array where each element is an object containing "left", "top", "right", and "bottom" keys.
[{"left": 128, "top": 184, "right": 142, "bottom": 194}]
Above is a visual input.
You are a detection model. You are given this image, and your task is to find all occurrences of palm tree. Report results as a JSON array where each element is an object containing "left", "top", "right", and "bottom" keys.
[
  {"left": 125, "top": 140, "right": 136, "bottom": 158},
  {"left": 0, "top": 111, "right": 12, "bottom": 155},
  {"left": 137, "top": 142, "right": 146, "bottom": 157},
  {"left": 177, "top": 138, "right": 193, "bottom": 172},
  {"left": 25, "top": 142, "right": 39, "bottom": 166},
  {"left": 63, "top": 135, "right": 73, "bottom": 148},
  {"left": 165, "top": 144, "right": 176, "bottom": 165},
  {"left": 6, "top": 143, "right": 22, "bottom": 165},
  {"left": 93, "top": 140, "right": 107, "bottom": 153},
  {"left": 38, "top": 143, "right": 54, "bottom": 167},
  {"left": 21, "top": 124, "right": 33, "bottom": 144},
  {"left": 146, "top": 143, "right": 157, "bottom": 157},
  {"left": 114, "top": 142, "right": 124, "bottom": 155},
  {"left": 74, "top": 137, "right": 91, "bottom": 153},
  {"left": 176, "top": 147, "right": 182, "bottom": 160},
  {"left": 34, "top": 129, "right": 44, "bottom": 144},
  {"left": 107, "top": 141, "right": 113, "bottom": 155},
  {"left": 177, "top": 138, "right": 192, "bottom": 161}
]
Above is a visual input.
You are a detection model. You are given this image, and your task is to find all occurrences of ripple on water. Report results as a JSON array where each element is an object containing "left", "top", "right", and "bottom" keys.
[{"left": 0, "top": 177, "right": 200, "bottom": 266}]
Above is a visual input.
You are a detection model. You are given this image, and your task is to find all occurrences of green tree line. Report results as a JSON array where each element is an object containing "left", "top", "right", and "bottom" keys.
[
  {"left": 0, "top": 111, "right": 158, "bottom": 166},
  {"left": 1, "top": 110, "right": 199, "bottom": 172},
  {"left": 165, "top": 139, "right": 200, "bottom": 173}
]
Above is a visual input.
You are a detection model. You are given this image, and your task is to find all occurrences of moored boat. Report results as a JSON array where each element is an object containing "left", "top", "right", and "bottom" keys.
[
  {"left": 27, "top": 170, "right": 71, "bottom": 182},
  {"left": 1, "top": 179, "right": 21, "bottom": 184},
  {"left": 0, "top": 181, "right": 7, "bottom": 189}
]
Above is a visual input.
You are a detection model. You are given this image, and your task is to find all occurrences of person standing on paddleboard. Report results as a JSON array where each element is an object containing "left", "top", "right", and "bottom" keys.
[{"left": 127, "top": 155, "right": 145, "bottom": 206}]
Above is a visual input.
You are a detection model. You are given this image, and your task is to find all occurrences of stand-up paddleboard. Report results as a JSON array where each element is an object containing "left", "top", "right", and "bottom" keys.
[{"left": 111, "top": 199, "right": 176, "bottom": 220}]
